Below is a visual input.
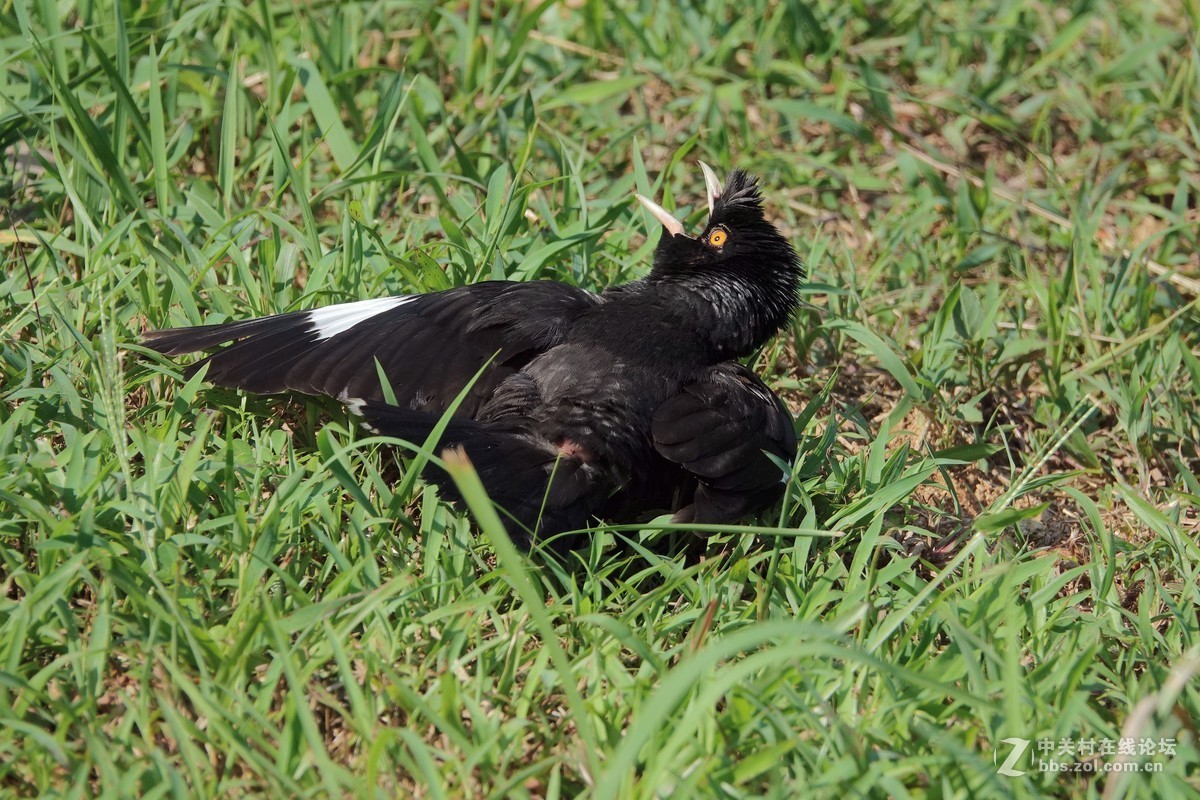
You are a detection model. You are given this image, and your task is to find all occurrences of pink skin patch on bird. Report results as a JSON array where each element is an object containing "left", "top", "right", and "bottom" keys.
[{"left": 556, "top": 439, "right": 592, "bottom": 462}]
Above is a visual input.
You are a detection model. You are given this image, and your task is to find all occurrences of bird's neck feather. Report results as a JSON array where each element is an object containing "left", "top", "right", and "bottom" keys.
[{"left": 659, "top": 275, "right": 793, "bottom": 360}]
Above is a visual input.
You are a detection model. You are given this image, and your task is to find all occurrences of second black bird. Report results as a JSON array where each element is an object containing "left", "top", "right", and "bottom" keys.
[{"left": 143, "top": 165, "right": 803, "bottom": 546}]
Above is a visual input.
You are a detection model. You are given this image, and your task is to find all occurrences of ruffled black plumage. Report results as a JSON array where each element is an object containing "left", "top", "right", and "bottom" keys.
[{"left": 143, "top": 168, "right": 803, "bottom": 546}]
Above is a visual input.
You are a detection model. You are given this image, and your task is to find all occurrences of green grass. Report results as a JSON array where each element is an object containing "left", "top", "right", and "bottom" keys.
[{"left": 2, "top": 0, "right": 1198, "bottom": 797}]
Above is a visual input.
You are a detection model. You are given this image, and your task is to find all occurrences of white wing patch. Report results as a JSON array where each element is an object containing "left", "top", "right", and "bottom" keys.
[{"left": 307, "top": 297, "right": 414, "bottom": 341}]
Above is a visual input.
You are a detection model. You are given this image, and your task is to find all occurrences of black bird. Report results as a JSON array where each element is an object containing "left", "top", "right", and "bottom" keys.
[{"left": 143, "top": 165, "right": 802, "bottom": 547}]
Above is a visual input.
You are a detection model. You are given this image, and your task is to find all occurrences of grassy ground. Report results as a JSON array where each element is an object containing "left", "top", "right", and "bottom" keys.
[{"left": 2, "top": 0, "right": 1198, "bottom": 797}]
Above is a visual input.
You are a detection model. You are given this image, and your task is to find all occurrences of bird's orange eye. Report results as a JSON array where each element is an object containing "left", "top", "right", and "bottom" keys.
[{"left": 707, "top": 228, "right": 728, "bottom": 248}]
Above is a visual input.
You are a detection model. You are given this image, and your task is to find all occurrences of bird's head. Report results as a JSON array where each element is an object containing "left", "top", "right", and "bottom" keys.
[{"left": 636, "top": 165, "right": 803, "bottom": 356}]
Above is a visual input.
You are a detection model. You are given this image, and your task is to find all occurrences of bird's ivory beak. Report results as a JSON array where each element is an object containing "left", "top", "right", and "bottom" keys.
[
  {"left": 636, "top": 193, "right": 686, "bottom": 237},
  {"left": 699, "top": 162, "right": 723, "bottom": 216}
]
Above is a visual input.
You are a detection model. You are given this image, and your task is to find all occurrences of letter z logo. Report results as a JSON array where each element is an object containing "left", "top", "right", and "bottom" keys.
[{"left": 995, "top": 737, "right": 1031, "bottom": 777}]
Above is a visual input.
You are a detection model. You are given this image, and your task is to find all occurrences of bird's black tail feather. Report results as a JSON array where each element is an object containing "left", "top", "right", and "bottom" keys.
[
  {"left": 140, "top": 311, "right": 329, "bottom": 390},
  {"left": 353, "top": 401, "right": 597, "bottom": 548},
  {"left": 141, "top": 312, "right": 314, "bottom": 355}
]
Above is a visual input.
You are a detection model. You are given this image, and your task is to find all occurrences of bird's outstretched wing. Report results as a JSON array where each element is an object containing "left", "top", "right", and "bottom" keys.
[
  {"left": 651, "top": 363, "right": 796, "bottom": 524},
  {"left": 142, "top": 281, "right": 601, "bottom": 415}
]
